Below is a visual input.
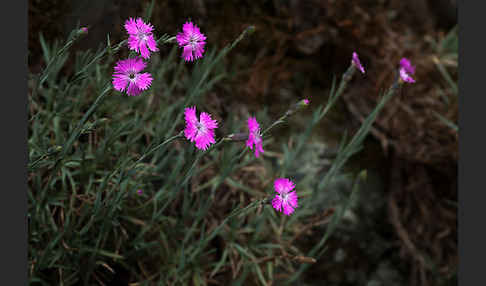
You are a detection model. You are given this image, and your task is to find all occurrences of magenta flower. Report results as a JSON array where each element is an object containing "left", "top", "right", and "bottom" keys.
[
  {"left": 303, "top": 98, "right": 310, "bottom": 105},
  {"left": 272, "top": 178, "right": 298, "bottom": 216},
  {"left": 124, "top": 17, "right": 159, "bottom": 59},
  {"left": 137, "top": 189, "right": 142, "bottom": 195},
  {"left": 176, "top": 21, "right": 207, "bottom": 62},
  {"left": 400, "top": 58, "right": 415, "bottom": 74},
  {"left": 112, "top": 58, "right": 153, "bottom": 96},
  {"left": 184, "top": 106, "right": 218, "bottom": 150},
  {"left": 352, "top": 52, "right": 365, "bottom": 74},
  {"left": 246, "top": 117, "right": 264, "bottom": 158},
  {"left": 399, "top": 57, "right": 415, "bottom": 83}
]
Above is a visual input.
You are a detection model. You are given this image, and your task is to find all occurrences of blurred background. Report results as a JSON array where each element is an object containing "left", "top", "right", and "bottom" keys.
[{"left": 29, "top": 0, "right": 457, "bottom": 285}]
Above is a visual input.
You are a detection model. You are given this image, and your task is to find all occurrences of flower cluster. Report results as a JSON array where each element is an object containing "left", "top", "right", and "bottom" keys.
[
  {"left": 108, "top": 16, "right": 415, "bottom": 217},
  {"left": 113, "top": 19, "right": 207, "bottom": 96},
  {"left": 112, "top": 18, "right": 159, "bottom": 96},
  {"left": 179, "top": 53, "right": 414, "bottom": 216}
]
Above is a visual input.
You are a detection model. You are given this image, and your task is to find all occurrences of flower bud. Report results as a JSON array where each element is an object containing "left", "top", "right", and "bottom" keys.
[{"left": 77, "top": 27, "right": 88, "bottom": 37}]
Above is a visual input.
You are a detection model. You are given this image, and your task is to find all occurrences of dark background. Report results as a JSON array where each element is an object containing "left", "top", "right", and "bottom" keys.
[{"left": 28, "top": 0, "right": 458, "bottom": 285}]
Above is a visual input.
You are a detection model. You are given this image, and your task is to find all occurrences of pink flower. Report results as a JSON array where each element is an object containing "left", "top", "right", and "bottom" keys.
[
  {"left": 399, "top": 68, "right": 415, "bottom": 83},
  {"left": 176, "top": 21, "right": 207, "bottom": 62},
  {"left": 400, "top": 58, "right": 415, "bottom": 74},
  {"left": 184, "top": 106, "right": 218, "bottom": 150},
  {"left": 303, "top": 98, "right": 310, "bottom": 105},
  {"left": 352, "top": 52, "right": 365, "bottom": 74},
  {"left": 124, "top": 17, "right": 159, "bottom": 59},
  {"left": 246, "top": 117, "right": 264, "bottom": 158},
  {"left": 272, "top": 178, "right": 298, "bottom": 216},
  {"left": 399, "top": 57, "right": 415, "bottom": 83},
  {"left": 112, "top": 58, "right": 153, "bottom": 96},
  {"left": 137, "top": 189, "right": 142, "bottom": 195}
]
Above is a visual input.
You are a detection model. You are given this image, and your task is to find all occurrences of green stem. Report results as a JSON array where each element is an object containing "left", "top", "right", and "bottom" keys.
[
  {"left": 28, "top": 154, "right": 48, "bottom": 171},
  {"left": 164, "top": 26, "right": 255, "bottom": 140},
  {"left": 131, "top": 132, "right": 184, "bottom": 169},
  {"left": 102, "top": 132, "right": 184, "bottom": 191},
  {"left": 40, "top": 84, "right": 111, "bottom": 176},
  {"left": 158, "top": 36, "right": 176, "bottom": 44},
  {"left": 60, "top": 85, "right": 112, "bottom": 160},
  {"left": 70, "top": 39, "right": 127, "bottom": 84},
  {"left": 319, "top": 65, "right": 355, "bottom": 120},
  {"left": 188, "top": 198, "right": 266, "bottom": 262},
  {"left": 39, "top": 30, "right": 81, "bottom": 86}
]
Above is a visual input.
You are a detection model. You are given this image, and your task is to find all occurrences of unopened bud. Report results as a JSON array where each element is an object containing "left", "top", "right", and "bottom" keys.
[
  {"left": 286, "top": 98, "right": 310, "bottom": 117},
  {"left": 299, "top": 98, "right": 310, "bottom": 107},
  {"left": 77, "top": 27, "right": 88, "bottom": 37}
]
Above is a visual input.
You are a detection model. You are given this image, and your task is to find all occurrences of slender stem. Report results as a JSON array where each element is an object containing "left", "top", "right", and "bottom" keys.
[
  {"left": 319, "top": 65, "right": 355, "bottom": 121},
  {"left": 189, "top": 198, "right": 267, "bottom": 262},
  {"left": 36, "top": 85, "right": 111, "bottom": 175},
  {"left": 157, "top": 36, "right": 176, "bottom": 44},
  {"left": 262, "top": 115, "right": 287, "bottom": 136},
  {"left": 28, "top": 154, "right": 48, "bottom": 171},
  {"left": 60, "top": 85, "right": 112, "bottom": 160},
  {"left": 131, "top": 132, "right": 184, "bottom": 169},
  {"left": 164, "top": 26, "right": 255, "bottom": 139},
  {"left": 39, "top": 30, "right": 80, "bottom": 86},
  {"left": 104, "top": 132, "right": 184, "bottom": 189}
]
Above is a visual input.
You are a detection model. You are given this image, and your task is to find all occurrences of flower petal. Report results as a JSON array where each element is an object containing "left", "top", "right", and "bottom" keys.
[
  {"left": 200, "top": 112, "right": 218, "bottom": 130},
  {"left": 272, "top": 195, "right": 283, "bottom": 212}
]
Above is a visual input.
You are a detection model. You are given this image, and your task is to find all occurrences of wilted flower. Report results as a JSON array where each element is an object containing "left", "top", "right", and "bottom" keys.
[
  {"left": 176, "top": 21, "right": 207, "bottom": 62},
  {"left": 272, "top": 178, "right": 298, "bottom": 216},
  {"left": 125, "top": 17, "right": 159, "bottom": 59},
  {"left": 112, "top": 58, "right": 153, "bottom": 96},
  {"left": 399, "top": 57, "right": 415, "bottom": 83},
  {"left": 246, "top": 117, "right": 264, "bottom": 158},
  {"left": 352, "top": 52, "right": 365, "bottom": 74},
  {"left": 184, "top": 106, "right": 218, "bottom": 150}
]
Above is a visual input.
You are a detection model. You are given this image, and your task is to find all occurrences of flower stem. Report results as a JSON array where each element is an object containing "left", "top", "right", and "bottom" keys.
[
  {"left": 104, "top": 132, "right": 184, "bottom": 189},
  {"left": 188, "top": 198, "right": 267, "bottom": 261},
  {"left": 46, "top": 84, "right": 112, "bottom": 173},
  {"left": 262, "top": 115, "right": 287, "bottom": 136},
  {"left": 39, "top": 29, "right": 83, "bottom": 86},
  {"left": 131, "top": 132, "right": 184, "bottom": 168}
]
